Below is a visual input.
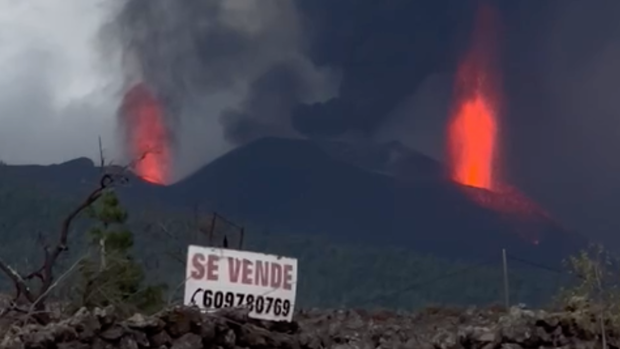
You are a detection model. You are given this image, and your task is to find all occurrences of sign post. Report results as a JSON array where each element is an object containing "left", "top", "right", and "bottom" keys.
[{"left": 184, "top": 245, "right": 298, "bottom": 322}]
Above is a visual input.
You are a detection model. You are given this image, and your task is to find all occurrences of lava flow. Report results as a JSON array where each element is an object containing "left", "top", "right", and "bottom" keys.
[
  {"left": 447, "top": 3, "right": 500, "bottom": 191},
  {"left": 119, "top": 83, "right": 171, "bottom": 185}
]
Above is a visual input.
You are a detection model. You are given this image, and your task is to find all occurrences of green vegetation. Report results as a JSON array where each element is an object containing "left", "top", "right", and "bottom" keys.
[
  {"left": 0, "top": 171, "right": 577, "bottom": 311},
  {"left": 555, "top": 244, "right": 620, "bottom": 322},
  {"left": 72, "top": 190, "right": 166, "bottom": 315}
]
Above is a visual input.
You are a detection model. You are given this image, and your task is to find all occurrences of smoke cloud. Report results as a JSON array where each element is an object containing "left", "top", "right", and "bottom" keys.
[
  {"left": 499, "top": 0, "right": 620, "bottom": 246},
  {"left": 113, "top": 0, "right": 620, "bottom": 245},
  {"left": 4, "top": 0, "right": 620, "bottom": 246},
  {"left": 113, "top": 0, "right": 339, "bottom": 178},
  {"left": 0, "top": 0, "right": 124, "bottom": 164}
]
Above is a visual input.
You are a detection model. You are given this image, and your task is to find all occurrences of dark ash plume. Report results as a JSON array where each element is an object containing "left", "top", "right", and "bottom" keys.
[
  {"left": 109, "top": 0, "right": 620, "bottom": 248},
  {"left": 112, "top": 0, "right": 338, "bottom": 146}
]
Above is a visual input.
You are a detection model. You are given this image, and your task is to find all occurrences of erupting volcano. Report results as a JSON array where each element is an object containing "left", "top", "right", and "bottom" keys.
[
  {"left": 446, "top": 3, "right": 554, "bottom": 244},
  {"left": 119, "top": 83, "right": 171, "bottom": 185},
  {"left": 448, "top": 3, "right": 501, "bottom": 190}
]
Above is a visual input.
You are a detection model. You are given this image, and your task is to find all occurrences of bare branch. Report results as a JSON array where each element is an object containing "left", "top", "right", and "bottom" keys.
[
  {"left": 0, "top": 173, "right": 115, "bottom": 313},
  {"left": 0, "top": 145, "right": 151, "bottom": 315},
  {"left": 28, "top": 254, "right": 86, "bottom": 317},
  {"left": 38, "top": 175, "right": 107, "bottom": 288},
  {"left": 0, "top": 256, "right": 33, "bottom": 303}
]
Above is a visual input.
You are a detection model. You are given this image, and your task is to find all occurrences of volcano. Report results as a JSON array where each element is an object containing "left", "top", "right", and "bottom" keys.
[
  {"left": 0, "top": 137, "right": 586, "bottom": 266},
  {"left": 7, "top": 137, "right": 585, "bottom": 265}
]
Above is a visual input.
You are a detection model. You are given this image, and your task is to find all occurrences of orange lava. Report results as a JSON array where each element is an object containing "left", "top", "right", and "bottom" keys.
[
  {"left": 120, "top": 83, "right": 171, "bottom": 185},
  {"left": 448, "top": 3, "right": 501, "bottom": 191},
  {"left": 446, "top": 4, "right": 550, "bottom": 245},
  {"left": 449, "top": 95, "right": 497, "bottom": 189}
]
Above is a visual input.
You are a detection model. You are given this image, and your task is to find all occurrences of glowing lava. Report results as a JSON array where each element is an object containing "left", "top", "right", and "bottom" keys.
[
  {"left": 449, "top": 94, "right": 497, "bottom": 189},
  {"left": 446, "top": 3, "right": 554, "bottom": 245},
  {"left": 119, "top": 83, "right": 171, "bottom": 185},
  {"left": 448, "top": 3, "right": 501, "bottom": 191}
]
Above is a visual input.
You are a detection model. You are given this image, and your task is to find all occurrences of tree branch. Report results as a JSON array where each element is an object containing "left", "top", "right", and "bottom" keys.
[
  {"left": 0, "top": 145, "right": 150, "bottom": 318},
  {"left": 39, "top": 174, "right": 113, "bottom": 299},
  {"left": 0, "top": 256, "right": 34, "bottom": 303}
]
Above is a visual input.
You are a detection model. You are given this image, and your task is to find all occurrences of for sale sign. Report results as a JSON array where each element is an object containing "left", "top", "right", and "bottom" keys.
[{"left": 184, "top": 245, "right": 298, "bottom": 322}]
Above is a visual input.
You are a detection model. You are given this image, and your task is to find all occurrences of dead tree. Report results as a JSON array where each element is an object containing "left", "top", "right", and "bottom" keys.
[
  {"left": 0, "top": 135, "right": 142, "bottom": 321},
  {"left": 0, "top": 173, "right": 123, "bottom": 317}
]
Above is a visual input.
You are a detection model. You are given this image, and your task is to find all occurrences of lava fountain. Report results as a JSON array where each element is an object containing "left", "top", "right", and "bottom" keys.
[
  {"left": 119, "top": 83, "right": 171, "bottom": 185},
  {"left": 446, "top": 3, "right": 555, "bottom": 244},
  {"left": 448, "top": 3, "right": 501, "bottom": 190}
]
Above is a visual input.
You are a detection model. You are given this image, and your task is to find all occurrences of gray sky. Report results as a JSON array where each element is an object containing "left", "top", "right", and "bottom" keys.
[{"left": 0, "top": 0, "right": 124, "bottom": 165}]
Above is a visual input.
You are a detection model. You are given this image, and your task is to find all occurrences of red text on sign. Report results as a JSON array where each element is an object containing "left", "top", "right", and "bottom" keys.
[{"left": 190, "top": 253, "right": 294, "bottom": 290}]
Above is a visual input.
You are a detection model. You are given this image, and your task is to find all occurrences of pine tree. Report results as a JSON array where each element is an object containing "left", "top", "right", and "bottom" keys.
[{"left": 75, "top": 189, "right": 165, "bottom": 315}]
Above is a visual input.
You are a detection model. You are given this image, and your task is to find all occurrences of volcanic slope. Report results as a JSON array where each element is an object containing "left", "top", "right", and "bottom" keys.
[
  {"left": 151, "top": 137, "right": 585, "bottom": 265},
  {"left": 0, "top": 137, "right": 585, "bottom": 265}
]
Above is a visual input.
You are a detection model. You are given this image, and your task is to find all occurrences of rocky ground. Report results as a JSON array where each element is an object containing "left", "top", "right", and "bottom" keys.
[{"left": 0, "top": 303, "right": 616, "bottom": 349}]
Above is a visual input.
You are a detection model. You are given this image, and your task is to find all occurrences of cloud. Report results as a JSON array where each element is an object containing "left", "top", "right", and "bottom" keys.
[
  {"left": 374, "top": 73, "right": 453, "bottom": 162},
  {"left": 0, "top": 0, "right": 124, "bottom": 165},
  {"left": 114, "top": 0, "right": 340, "bottom": 179}
]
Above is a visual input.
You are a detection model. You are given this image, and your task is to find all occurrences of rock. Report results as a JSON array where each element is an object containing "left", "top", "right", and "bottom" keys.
[
  {"left": 150, "top": 330, "right": 173, "bottom": 347},
  {"left": 20, "top": 328, "right": 56, "bottom": 348},
  {"left": 99, "top": 324, "right": 125, "bottom": 341},
  {"left": 533, "top": 325, "right": 552, "bottom": 345},
  {"left": 298, "top": 332, "right": 322, "bottom": 349},
  {"left": 119, "top": 335, "right": 139, "bottom": 349},
  {"left": 171, "top": 333, "right": 203, "bottom": 349},
  {"left": 431, "top": 328, "right": 458, "bottom": 349},
  {"left": 500, "top": 344, "right": 523, "bottom": 349},
  {"left": 163, "top": 308, "right": 198, "bottom": 338},
  {"left": 57, "top": 342, "right": 91, "bottom": 349},
  {"left": 127, "top": 330, "right": 150, "bottom": 347},
  {"left": 400, "top": 337, "right": 433, "bottom": 349},
  {"left": 1, "top": 304, "right": 618, "bottom": 349},
  {"left": 480, "top": 331, "right": 497, "bottom": 342},
  {"left": 125, "top": 313, "right": 165, "bottom": 333},
  {"left": 221, "top": 328, "right": 236, "bottom": 349},
  {"left": 467, "top": 326, "right": 497, "bottom": 343},
  {"left": 330, "top": 344, "right": 358, "bottom": 349},
  {"left": 48, "top": 322, "right": 79, "bottom": 342},
  {"left": 198, "top": 318, "right": 217, "bottom": 343},
  {"left": 91, "top": 337, "right": 115, "bottom": 349},
  {"left": 216, "top": 308, "right": 250, "bottom": 324},
  {"left": 94, "top": 306, "right": 117, "bottom": 327},
  {"left": 537, "top": 315, "right": 560, "bottom": 330},
  {"left": 236, "top": 324, "right": 268, "bottom": 348},
  {"left": 69, "top": 308, "right": 100, "bottom": 341},
  {"left": 0, "top": 337, "right": 24, "bottom": 349}
]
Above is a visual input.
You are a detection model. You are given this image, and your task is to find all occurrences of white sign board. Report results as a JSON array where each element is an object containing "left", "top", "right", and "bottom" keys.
[{"left": 184, "top": 245, "right": 298, "bottom": 322}]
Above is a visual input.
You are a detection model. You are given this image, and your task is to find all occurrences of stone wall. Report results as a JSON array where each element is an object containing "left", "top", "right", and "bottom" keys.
[{"left": 0, "top": 305, "right": 616, "bottom": 349}]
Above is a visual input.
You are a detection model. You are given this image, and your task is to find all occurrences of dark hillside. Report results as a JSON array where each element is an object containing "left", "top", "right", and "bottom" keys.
[
  {"left": 0, "top": 137, "right": 586, "bottom": 266},
  {"left": 0, "top": 140, "right": 586, "bottom": 308},
  {"left": 158, "top": 138, "right": 584, "bottom": 264}
]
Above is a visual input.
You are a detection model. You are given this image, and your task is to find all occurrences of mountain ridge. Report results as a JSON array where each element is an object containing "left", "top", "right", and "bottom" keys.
[{"left": 0, "top": 137, "right": 587, "bottom": 266}]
